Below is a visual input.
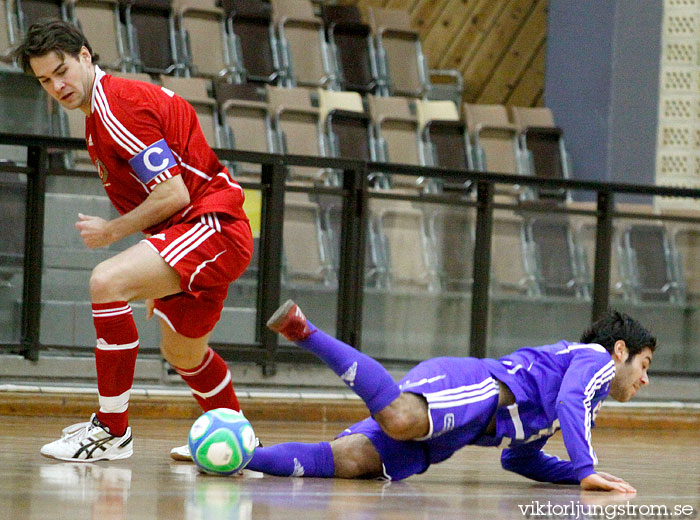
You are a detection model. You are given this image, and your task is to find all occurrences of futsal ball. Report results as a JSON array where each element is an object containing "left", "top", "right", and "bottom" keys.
[{"left": 188, "top": 408, "right": 256, "bottom": 476}]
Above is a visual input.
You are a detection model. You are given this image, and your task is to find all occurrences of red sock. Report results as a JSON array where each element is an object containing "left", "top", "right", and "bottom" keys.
[
  {"left": 92, "top": 301, "right": 139, "bottom": 436},
  {"left": 174, "top": 348, "right": 240, "bottom": 412}
]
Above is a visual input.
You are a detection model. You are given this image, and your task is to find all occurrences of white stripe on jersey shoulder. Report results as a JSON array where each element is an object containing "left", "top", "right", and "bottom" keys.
[
  {"left": 555, "top": 343, "right": 608, "bottom": 355},
  {"left": 94, "top": 80, "right": 146, "bottom": 154},
  {"left": 90, "top": 65, "right": 106, "bottom": 114},
  {"left": 583, "top": 360, "right": 616, "bottom": 397},
  {"left": 92, "top": 66, "right": 147, "bottom": 155}
]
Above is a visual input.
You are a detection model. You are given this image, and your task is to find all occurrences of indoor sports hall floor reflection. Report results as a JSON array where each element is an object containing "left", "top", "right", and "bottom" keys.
[{"left": 1, "top": 416, "right": 697, "bottom": 520}]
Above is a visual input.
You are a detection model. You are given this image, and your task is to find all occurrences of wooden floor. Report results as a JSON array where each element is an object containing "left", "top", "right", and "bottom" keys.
[{"left": 1, "top": 415, "right": 698, "bottom": 520}]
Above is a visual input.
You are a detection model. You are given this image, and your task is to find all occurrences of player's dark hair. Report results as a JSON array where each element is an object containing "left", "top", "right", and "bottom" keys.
[
  {"left": 580, "top": 309, "right": 656, "bottom": 361},
  {"left": 12, "top": 19, "right": 99, "bottom": 75}
]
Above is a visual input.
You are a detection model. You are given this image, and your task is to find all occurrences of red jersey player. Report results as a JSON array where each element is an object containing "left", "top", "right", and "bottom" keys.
[{"left": 14, "top": 20, "right": 253, "bottom": 461}]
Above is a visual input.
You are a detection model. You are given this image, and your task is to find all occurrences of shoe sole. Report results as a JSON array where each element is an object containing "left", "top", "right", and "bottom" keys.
[
  {"left": 266, "top": 299, "right": 296, "bottom": 332},
  {"left": 40, "top": 449, "right": 133, "bottom": 463},
  {"left": 170, "top": 451, "right": 192, "bottom": 462}
]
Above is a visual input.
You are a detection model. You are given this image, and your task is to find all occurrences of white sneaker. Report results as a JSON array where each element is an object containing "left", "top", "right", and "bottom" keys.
[
  {"left": 170, "top": 444, "right": 192, "bottom": 461},
  {"left": 170, "top": 437, "right": 262, "bottom": 462},
  {"left": 40, "top": 414, "right": 133, "bottom": 462}
]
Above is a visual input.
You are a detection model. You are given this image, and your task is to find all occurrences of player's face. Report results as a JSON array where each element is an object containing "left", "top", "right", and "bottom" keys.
[
  {"left": 30, "top": 47, "right": 94, "bottom": 115},
  {"left": 609, "top": 345, "right": 652, "bottom": 402}
]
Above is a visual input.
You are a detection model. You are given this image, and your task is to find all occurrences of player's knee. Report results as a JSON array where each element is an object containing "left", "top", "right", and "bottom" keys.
[
  {"left": 375, "top": 394, "right": 429, "bottom": 441},
  {"left": 89, "top": 262, "right": 121, "bottom": 302},
  {"left": 330, "top": 436, "right": 382, "bottom": 478},
  {"left": 378, "top": 411, "right": 419, "bottom": 441}
]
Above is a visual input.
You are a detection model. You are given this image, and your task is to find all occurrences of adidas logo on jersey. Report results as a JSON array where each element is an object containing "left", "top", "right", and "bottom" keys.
[
  {"left": 88, "top": 134, "right": 93, "bottom": 147},
  {"left": 340, "top": 362, "right": 358, "bottom": 387}
]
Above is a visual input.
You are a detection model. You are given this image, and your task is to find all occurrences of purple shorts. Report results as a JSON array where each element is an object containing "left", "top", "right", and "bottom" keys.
[{"left": 337, "top": 357, "right": 500, "bottom": 480}]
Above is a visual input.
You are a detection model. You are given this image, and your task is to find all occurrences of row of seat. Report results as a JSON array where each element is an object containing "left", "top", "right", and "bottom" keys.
[
  {"left": 55, "top": 75, "right": 567, "bottom": 201},
  {"left": 282, "top": 193, "right": 699, "bottom": 305},
  {"left": 0, "top": 0, "right": 462, "bottom": 101},
  {"left": 2, "top": 166, "right": 700, "bottom": 306}
]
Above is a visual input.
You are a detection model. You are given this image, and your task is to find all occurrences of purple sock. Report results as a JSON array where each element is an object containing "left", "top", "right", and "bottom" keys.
[
  {"left": 298, "top": 321, "right": 401, "bottom": 415},
  {"left": 246, "top": 442, "right": 335, "bottom": 477}
]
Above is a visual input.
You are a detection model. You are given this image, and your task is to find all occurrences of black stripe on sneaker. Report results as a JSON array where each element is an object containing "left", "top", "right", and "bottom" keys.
[{"left": 74, "top": 434, "right": 119, "bottom": 459}]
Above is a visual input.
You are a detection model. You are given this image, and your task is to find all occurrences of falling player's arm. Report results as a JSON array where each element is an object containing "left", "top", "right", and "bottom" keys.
[
  {"left": 75, "top": 175, "right": 190, "bottom": 248},
  {"left": 500, "top": 437, "right": 579, "bottom": 484},
  {"left": 502, "top": 346, "right": 634, "bottom": 491},
  {"left": 554, "top": 347, "right": 617, "bottom": 488}
]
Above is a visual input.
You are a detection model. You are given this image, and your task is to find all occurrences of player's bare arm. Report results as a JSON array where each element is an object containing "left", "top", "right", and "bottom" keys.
[{"left": 75, "top": 174, "right": 190, "bottom": 248}]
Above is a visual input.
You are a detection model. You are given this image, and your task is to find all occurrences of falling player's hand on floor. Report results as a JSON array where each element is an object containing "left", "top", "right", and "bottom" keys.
[{"left": 580, "top": 472, "right": 636, "bottom": 493}]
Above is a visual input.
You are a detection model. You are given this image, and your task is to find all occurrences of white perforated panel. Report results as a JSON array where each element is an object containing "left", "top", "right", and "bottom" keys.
[{"left": 655, "top": 1, "right": 700, "bottom": 210}]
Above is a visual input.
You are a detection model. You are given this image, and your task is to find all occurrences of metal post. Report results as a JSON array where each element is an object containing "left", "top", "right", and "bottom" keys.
[
  {"left": 20, "top": 145, "right": 48, "bottom": 361},
  {"left": 591, "top": 190, "right": 614, "bottom": 322},
  {"left": 256, "top": 159, "right": 286, "bottom": 376},
  {"left": 336, "top": 166, "right": 368, "bottom": 350},
  {"left": 469, "top": 181, "right": 494, "bottom": 358}
]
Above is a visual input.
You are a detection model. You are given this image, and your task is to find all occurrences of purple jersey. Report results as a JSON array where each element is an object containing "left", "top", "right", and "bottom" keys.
[{"left": 481, "top": 340, "right": 614, "bottom": 482}]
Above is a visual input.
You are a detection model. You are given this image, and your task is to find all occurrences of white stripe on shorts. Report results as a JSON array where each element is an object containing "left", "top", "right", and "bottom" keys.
[{"left": 424, "top": 377, "right": 500, "bottom": 409}]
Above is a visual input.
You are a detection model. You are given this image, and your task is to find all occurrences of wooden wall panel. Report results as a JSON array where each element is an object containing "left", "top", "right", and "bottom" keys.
[{"left": 352, "top": 0, "right": 548, "bottom": 106}]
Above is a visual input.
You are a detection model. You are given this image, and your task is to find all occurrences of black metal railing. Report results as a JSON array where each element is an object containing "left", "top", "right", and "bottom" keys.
[{"left": 3, "top": 133, "right": 700, "bottom": 375}]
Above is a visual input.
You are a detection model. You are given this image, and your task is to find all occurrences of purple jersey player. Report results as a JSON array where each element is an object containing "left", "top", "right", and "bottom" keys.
[{"left": 248, "top": 301, "right": 655, "bottom": 493}]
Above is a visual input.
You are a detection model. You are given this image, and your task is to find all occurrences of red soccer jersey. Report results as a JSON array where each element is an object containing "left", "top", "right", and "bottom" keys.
[{"left": 84, "top": 66, "right": 247, "bottom": 235}]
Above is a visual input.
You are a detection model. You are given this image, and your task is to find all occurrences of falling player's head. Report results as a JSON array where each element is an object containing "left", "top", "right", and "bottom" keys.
[
  {"left": 580, "top": 309, "right": 656, "bottom": 359},
  {"left": 580, "top": 309, "right": 656, "bottom": 402},
  {"left": 14, "top": 20, "right": 98, "bottom": 114}
]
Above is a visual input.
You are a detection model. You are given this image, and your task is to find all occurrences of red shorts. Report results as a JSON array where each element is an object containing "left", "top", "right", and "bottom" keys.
[{"left": 142, "top": 212, "right": 253, "bottom": 338}]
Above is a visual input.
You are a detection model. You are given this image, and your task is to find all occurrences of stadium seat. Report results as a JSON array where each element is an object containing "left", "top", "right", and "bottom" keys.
[
  {"left": 0, "top": 0, "right": 20, "bottom": 68},
  {"left": 416, "top": 99, "right": 470, "bottom": 169},
  {"left": 123, "top": 0, "right": 183, "bottom": 75},
  {"left": 367, "top": 94, "right": 425, "bottom": 191},
  {"left": 375, "top": 199, "right": 438, "bottom": 292},
  {"left": 222, "top": 0, "right": 280, "bottom": 84},
  {"left": 365, "top": 6, "right": 462, "bottom": 102},
  {"left": 16, "top": 0, "right": 65, "bottom": 31},
  {"left": 281, "top": 192, "right": 333, "bottom": 286},
  {"left": 662, "top": 208, "right": 700, "bottom": 302},
  {"left": 463, "top": 102, "right": 528, "bottom": 201},
  {"left": 159, "top": 75, "right": 223, "bottom": 148},
  {"left": 213, "top": 81, "right": 274, "bottom": 176},
  {"left": 266, "top": 84, "right": 325, "bottom": 183},
  {"left": 490, "top": 209, "right": 535, "bottom": 295},
  {"left": 619, "top": 222, "right": 685, "bottom": 304},
  {"left": 317, "top": 88, "right": 372, "bottom": 166},
  {"left": 0, "top": 173, "right": 26, "bottom": 272},
  {"left": 66, "top": 0, "right": 131, "bottom": 72},
  {"left": 510, "top": 106, "right": 572, "bottom": 202},
  {"left": 523, "top": 209, "right": 590, "bottom": 299},
  {"left": 364, "top": 6, "right": 424, "bottom": 97},
  {"left": 568, "top": 201, "right": 660, "bottom": 301},
  {"left": 320, "top": 4, "right": 377, "bottom": 94},
  {"left": 270, "top": 0, "right": 334, "bottom": 88},
  {"left": 428, "top": 206, "right": 473, "bottom": 292},
  {"left": 173, "top": 0, "right": 233, "bottom": 78}
]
